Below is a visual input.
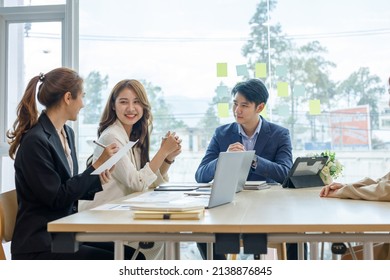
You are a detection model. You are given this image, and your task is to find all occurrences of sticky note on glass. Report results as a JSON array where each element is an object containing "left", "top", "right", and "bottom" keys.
[
  {"left": 277, "top": 104, "right": 290, "bottom": 117},
  {"left": 275, "top": 65, "right": 287, "bottom": 77},
  {"left": 255, "top": 63, "right": 267, "bottom": 78},
  {"left": 277, "top": 82, "right": 289, "bottom": 97},
  {"left": 236, "top": 64, "right": 249, "bottom": 77},
  {"left": 216, "top": 63, "right": 228, "bottom": 77},
  {"left": 259, "top": 104, "right": 267, "bottom": 118},
  {"left": 216, "top": 85, "right": 229, "bottom": 99},
  {"left": 293, "top": 84, "right": 305, "bottom": 97},
  {"left": 309, "top": 99, "right": 321, "bottom": 115},
  {"left": 217, "top": 103, "right": 229, "bottom": 118}
]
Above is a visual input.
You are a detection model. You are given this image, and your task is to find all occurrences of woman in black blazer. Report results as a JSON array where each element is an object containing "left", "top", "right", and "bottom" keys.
[{"left": 7, "top": 67, "right": 142, "bottom": 260}]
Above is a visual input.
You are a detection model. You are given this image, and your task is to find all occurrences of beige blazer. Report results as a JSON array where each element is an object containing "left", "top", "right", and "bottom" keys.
[
  {"left": 335, "top": 172, "right": 390, "bottom": 201},
  {"left": 79, "top": 120, "right": 168, "bottom": 210}
]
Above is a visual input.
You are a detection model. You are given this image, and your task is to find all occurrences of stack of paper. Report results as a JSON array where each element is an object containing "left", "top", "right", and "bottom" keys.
[
  {"left": 132, "top": 208, "right": 205, "bottom": 220},
  {"left": 243, "top": 181, "right": 270, "bottom": 190},
  {"left": 126, "top": 191, "right": 206, "bottom": 220},
  {"left": 154, "top": 182, "right": 212, "bottom": 191}
]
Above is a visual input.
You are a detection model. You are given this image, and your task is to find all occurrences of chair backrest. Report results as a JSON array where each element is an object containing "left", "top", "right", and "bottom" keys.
[{"left": 0, "top": 189, "right": 17, "bottom": 260}]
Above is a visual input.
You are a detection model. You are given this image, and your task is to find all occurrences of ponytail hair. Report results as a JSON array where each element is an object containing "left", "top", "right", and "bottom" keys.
[
  {"left": 7, "top": 76, "right": 40, "bottom": 159},
  {"left": 7, "top": 67, "right": 83, "bottom": 159}
]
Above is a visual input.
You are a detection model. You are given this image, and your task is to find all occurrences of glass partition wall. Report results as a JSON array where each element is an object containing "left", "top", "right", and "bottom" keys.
[
  {"left": 1, "top": 0, "right": 390, "bottom": 191},
  {"left": 77, "top": 0, "right": 390, "bottom": 183}
]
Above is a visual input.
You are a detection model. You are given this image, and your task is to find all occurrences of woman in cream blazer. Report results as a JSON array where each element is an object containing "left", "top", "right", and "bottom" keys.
[{"left": 80, "top": 79, "right": 182, "bottom": 259}]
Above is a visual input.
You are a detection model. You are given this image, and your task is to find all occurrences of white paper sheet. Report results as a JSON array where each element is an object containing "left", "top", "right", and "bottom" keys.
[
  {"left": 91, "top": 204, "right": 131, "bottom": 210},
  {"left": 91, "top": 139, "right": 138, "bottom": 175},
  {"left": 125, "top": 191, "right": 208, "bottom": 209},
  {"left": 124, "top": 191, "right": 185, "bottom": 203}
]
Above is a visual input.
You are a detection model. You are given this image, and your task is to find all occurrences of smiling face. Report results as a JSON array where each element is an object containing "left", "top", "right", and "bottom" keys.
[{"left": 114, "top": 87, "right": 144, "bottom": 135}]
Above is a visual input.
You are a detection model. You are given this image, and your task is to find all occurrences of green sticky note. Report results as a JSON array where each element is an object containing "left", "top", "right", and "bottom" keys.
[
  {"left": 309, "top": 99, "right": 321, "bottom": 115},
  {"left": 277, "top": 104, "right": 290, "bottom": 117},
  {"left": 255, "top": 63, "right": 267, "bottom": 78},
  {"left": 216, "top": 63, "right": 228, "bottom": 77},
  {"left": 276, "top": 65, "right": 287, "bottom": 77},
  {"left": 217, "top": 103, "right": 229, "bottom": 118},
  {"left": 216, "top": 85, "right": 229, "bottom": 99},
  {"left": 293, "top": 84, "right": 305, "bottom": 97},
  {"left": 277, "top": 82, "right": 289, "bottom": 97},
  {"left": 236, "top": 64, "right": 249, "bottom": 77},
  {"left": 259, "top": 104, "right": 267, "bottom": 118}
]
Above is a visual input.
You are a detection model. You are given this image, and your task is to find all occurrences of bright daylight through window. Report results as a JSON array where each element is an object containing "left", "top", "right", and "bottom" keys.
[
  {"left": 78, "top": 0, "right": 390, "bottom": 183},
  {"left": 1, "top": 0, "right": 390, "bottom": 188}
]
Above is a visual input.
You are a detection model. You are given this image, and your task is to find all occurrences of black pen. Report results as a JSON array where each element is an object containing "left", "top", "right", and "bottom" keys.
[{"left": 93, "top": 140, "right": 106, "bottom": 149}]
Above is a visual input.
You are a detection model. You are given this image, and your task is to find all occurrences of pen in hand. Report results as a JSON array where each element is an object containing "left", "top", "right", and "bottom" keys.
[{"left": 93, "top": 140, "right": 107, "bottom": 149}]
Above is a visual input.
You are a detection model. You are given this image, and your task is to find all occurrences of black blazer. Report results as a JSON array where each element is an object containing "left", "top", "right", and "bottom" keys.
[{"left": 11, "top": 112, "right": 102, "bottom": 255}]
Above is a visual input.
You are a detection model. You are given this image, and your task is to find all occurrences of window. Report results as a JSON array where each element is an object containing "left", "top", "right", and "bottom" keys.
[
  {"left": 77, "top": 0, "right": 390, "bottom": 183},
  {"left": 2, "top": 0, "right": 389, "bottom": 191},
  {"left": 0, "top": 0, "right": 76, "bottom": 192}
]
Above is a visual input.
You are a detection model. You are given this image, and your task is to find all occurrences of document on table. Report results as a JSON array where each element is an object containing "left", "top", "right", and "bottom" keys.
[
  {"left": 125, "top": 191, "right": 206, "bottom": 211},
  {"left": 91, "top": 204, "right": 131, "bottom": 210},
  {"left": 91, "top": 139, "right": 138, "bottom": 175}
]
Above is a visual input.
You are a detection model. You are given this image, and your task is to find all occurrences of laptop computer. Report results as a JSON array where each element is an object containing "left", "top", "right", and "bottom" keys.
[
  {"left": 235, "top": 150, "right": 256, "bottom": 192},
  {"left": 188, "top": 150, "right": 255, "bottom": 208}
]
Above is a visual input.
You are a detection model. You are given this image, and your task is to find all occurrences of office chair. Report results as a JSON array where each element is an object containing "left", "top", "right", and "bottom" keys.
[{"left": 0, "top": 189, "right": 17, "bottom": 260}]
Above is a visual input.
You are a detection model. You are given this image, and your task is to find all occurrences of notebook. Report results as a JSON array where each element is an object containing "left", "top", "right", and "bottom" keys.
[
  {"left": 132, "top": 208, "right": 205, "bottom": 220},
  {"left": 189, "top": 151, "right": 255, "bottom": 208}
]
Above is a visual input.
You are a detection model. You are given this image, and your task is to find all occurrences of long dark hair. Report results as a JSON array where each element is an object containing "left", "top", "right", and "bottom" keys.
[
  {"left": 99, "top": 79, "right": 153, "bottom": 167},
  {"left": 7, "top": 67, "right": 83, "bottom": 159}
]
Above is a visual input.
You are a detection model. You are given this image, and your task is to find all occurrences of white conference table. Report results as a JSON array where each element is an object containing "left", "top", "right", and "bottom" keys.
[{"left": 48, "top": 186, "right": 390, "bottom": 260}]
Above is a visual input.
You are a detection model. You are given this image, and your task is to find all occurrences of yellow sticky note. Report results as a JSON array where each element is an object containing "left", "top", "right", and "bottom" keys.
[
  {"left": 255, "top": 63, "right": 267, "bottom": 78},
  {"left": 216, "top": 63, "right": 228, "bottom": 77},
  {"left": 217, "top": 103, "right": 229, "bottom": 118},
  {"left": 277, "top": 82, "right": 289, "bottom": 97},
  {"left": 259, "top": 104, "right": 268, "bottom": 119},
  {"left": 309, "top": 99, "right": 321, "bottom": 115}
]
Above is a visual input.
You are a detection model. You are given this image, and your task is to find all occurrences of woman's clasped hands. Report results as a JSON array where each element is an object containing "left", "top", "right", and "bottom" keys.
[{"left": 161, "top": 131, "right": 182, "bottom": 163}]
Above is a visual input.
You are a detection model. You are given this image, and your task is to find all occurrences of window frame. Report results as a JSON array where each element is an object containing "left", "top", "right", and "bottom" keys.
[{"left": 0, "top": 0, "right": 79, "bottom": 192}]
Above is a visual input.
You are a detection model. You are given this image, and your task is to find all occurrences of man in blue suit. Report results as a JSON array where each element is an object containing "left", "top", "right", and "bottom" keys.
[
  {"left": 196, "top": 78, "right": 292, "bottom": 184},
  {"left": 195, "top": 78, "right": 299, "bottom": 260}
]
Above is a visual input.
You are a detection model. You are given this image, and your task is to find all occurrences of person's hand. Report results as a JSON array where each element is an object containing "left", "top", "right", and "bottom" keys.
[
  {"left": 166, "top": 145, "right": 182, "bottom": 162},
  {"left": 92, "top": 142, "right": 119, "bottom": 170},
  {"left": 164, "top": 131, "right": 182, "bottom": 162},
  {"left": 160, "top": 131, "right": 181, "bottom": 157},
  {"left": 98, "top": 165, "right": 115, "bottom": 185},
  {"left": 319, "top": 182, "right": 345, "bottom": 197},
  {"left": 227, "top": 142, "right": 245, "bottom": 152}
]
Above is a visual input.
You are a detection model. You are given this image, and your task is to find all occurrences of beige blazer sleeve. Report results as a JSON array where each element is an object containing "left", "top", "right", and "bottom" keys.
[{"left": 334, "top": 172, "right": 390, "bottom": 201}]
